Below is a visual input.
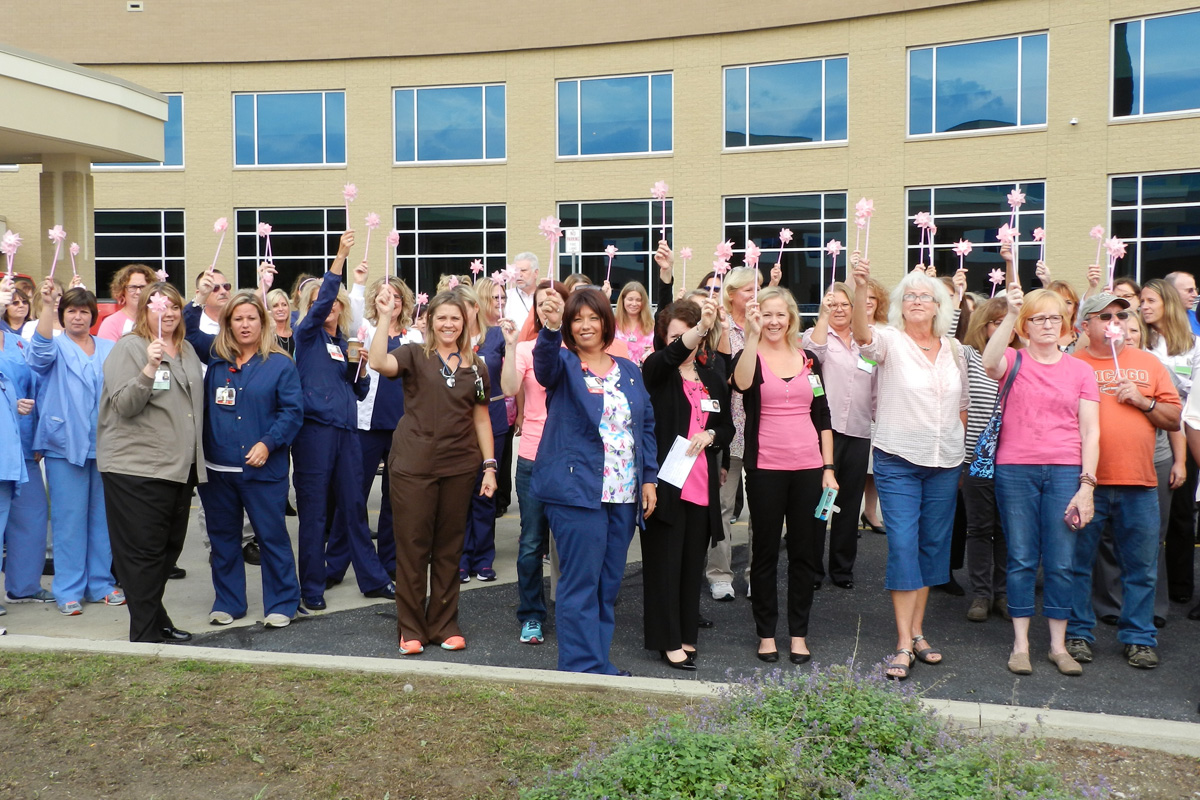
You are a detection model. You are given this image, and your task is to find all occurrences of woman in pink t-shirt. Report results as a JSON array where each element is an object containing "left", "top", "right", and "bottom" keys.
[
  {"left": 614, "top": 281, "right": 655, "bottom": 365},
  {"left": 97, "top": 264, "right": 157, "bottom": 341},
  {"left": 641, "top": 298, "right": 733, "bottom": 670},
  {"left": 983, "top": 286, "right": 1099, "bottom": 677},
  {"left": 732, "top": 287, "right": 836, "bottom": 665}
]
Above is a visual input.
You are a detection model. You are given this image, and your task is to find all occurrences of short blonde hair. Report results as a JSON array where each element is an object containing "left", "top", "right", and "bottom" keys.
[
  {"left": 888, "top": 272, "right": 954, "bottom": 338},
  {"left": 722, "top": 266, "right": 761, "bottom": 315},
  {"left": 755, "top": 286, "right": 802, "bottom": 350},
  {"left": 365, "top": 277, "right": 414, "bottom": 329},
  {"left": 1016, "top": 289, "right": 1071, "bottom": 340},
  {"left": 295, "top": 277, "right": 352, "bottom": 337}
]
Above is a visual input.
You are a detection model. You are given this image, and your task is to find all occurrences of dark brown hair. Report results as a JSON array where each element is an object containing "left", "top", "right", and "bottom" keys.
[
  {"left": 58, "top": 287, "right": 98, "bottom": 327},
  {"left": 653, "top": 300, "right": 700, "bottom": 345},
  {"left": 561, "top": 288, "right": 615, "bottom": 352},
  {"left": 520, "top": 280, "right": 569, "bottom": 341}
]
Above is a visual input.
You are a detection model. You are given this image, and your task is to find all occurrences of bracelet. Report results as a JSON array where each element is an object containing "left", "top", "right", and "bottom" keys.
[
  {"left": 823, "top": 464, "right": 835, "bottom": 471},
  {"left": 695, "top": 325, "right": 709, "bottom": 337},
  {"left": 1079, "top": 473, "right": 1097, "bottom": 487},
  {"left": 482, "top": 459, "right": 499, "bottom": 470},
  {"left": 544, "top": 324, "right": 561, "bottom": 332},
  {"left": 1145, "top": 399, "right": 1157, "bottom": 413}
]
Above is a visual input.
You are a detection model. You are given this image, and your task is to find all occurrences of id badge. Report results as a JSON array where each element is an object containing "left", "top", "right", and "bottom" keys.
[
  {"left": 583, "top": 375, "right": 603, "bottom": 394},
  {"left": 700, "top": 398, "right": 721, "bottom": 413},
  {"left": 857, "top": 357, "right": 876, "bottom": 375},
  {"left": 215, "top": 387, "right": 236, "bottom": 407},
  {"left": 1174, "top": 364, "right": 1192, "bottom": 378},
  {"left": 808, "top": 374, "right": 825, "bottom": 397},
  {"left": 152, "top": 367, "right": 171, "bottom": 391},
  {"left": 326, "top": 343, "right": 345, "bottom": 362}
]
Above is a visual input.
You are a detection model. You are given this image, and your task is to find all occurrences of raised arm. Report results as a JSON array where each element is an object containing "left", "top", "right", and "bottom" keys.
[
  {"left": 732, "top": 300, "right": 762, "bottom": 391},
  {"left": 500, "top": 318, "right": 521, "bottom": 396},
  {"left": 850, "top": 252, "right": 873, "bottom": 347},
  {"left": 367, "top": 284, "right": 401, "bottom": 378},
  {"left": 982, "top": 283, "right": 1023, "bottom": 381},
  {"left": 532, "top": 291, "right": 566, "bottom": 389}
]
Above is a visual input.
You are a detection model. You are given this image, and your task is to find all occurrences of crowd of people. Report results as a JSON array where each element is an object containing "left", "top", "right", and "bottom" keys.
[{"left": 1, "top": 231, "right": 1199, "bottom": 679}]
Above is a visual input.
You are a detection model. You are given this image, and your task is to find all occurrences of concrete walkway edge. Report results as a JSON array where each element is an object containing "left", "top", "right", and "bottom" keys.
[{"left": 3, "top": 634, "right": 1197, "bottom": 757}]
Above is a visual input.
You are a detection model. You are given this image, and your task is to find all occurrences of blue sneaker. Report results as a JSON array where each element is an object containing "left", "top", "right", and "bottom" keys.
[
  {"left": 519, "top": 620, "right": 544, "bottom": 644},
  {"left": 5, "top": 589, "right": 54, "bottom": 604}
]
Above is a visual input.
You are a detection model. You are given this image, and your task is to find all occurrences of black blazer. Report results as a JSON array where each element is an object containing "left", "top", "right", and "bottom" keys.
[
  {"left": 730, "top": 348, "right": 833, "bottom": 471},
  {"left": 642, "top": 337, "right": 735, "bottom": 546}
]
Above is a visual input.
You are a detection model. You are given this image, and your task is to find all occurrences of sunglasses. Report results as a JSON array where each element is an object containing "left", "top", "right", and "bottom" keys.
[
  {"left": 1089, "top": 311, "right": 1131, "bottom": 321},
  {"left": 212, "top": 283, "right": 233, "bottom": 292}
]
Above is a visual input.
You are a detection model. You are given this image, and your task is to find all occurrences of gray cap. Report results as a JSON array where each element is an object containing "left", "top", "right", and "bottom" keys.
[{"left": 1078, "top": 292, "right": 1130, "bottom": 319}]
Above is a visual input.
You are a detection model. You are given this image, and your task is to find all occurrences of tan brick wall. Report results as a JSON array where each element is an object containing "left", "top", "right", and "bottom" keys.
[{"left": 3, "top": 0, "right": 1200, "bottom": 289}]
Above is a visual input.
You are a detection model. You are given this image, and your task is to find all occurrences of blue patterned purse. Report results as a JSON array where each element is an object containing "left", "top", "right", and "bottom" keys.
[{"left": 969, "top": 352, "right": 1023, "bottom": 479}]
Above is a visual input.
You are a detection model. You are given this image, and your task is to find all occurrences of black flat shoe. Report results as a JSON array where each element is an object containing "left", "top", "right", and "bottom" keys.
[
  {"left": 833, "top": 580, "right": 854, "bottom": 590},
  {"left": 1099, "top": 614, "right": 1119, "bottom": 626},
  {"left": 660, "top": 652, "right": 697, "bottom": 671},
  {"left": 756, "top": 650, "right": 779, "bottom": 663},
  {"left": 615, "top": 669, "right": 632, "bottom": 677},
  {"left": 364, "top": 582, "right": 395, "bottom": 600},
  {"left": 168, "top": 566, "right": 186, "bottom": 580},
  {"left": 812, "top": 580, "right": 822, "bottom": 590},
  {"left": 682, "top": 648, "right": 697, "bottom": 662},
  {"left": 860, "top": 513, "right": 886, "bottom": 534},
  {"left": 1154, "top": 615, "right": 1166, "bottom": 628},
  {"left": 697, "top": 615, "right": 714, "bottom": 629},
  {"left": 1188, "top": 603, "right": 1200, "bottom": 621},
  {"left": 160, "top": 627, "right": 192, "bottom": 643},
  {"left": 789, "top": 651, "right": 811, "bottom": 665},
  {"left": 303, "top": 596, "right": 326, "bottom": 611}
]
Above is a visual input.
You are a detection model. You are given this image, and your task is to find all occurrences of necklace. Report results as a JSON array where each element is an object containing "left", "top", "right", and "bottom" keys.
[{"left": 437, "top": 351, "right": 461, "bottom": 387}]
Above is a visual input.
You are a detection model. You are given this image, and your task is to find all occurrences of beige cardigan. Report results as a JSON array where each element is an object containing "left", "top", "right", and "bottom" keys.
[{"left": 97, "top": 333, "right": 206, "bottom": 484}]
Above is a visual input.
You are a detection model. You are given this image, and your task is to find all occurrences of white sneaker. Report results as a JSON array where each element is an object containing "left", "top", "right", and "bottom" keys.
[
  {"left": 710, "top": 581, "right": 736, "bottom": 601},
  {"left": 264, "top": 613, "right": 291, "bottom": 629},
  {"left": 746, "top": 581, "right": 752, "bottom": 599},
  {"left": 208, "top": 611, "right": 234, "bottom": 626}
]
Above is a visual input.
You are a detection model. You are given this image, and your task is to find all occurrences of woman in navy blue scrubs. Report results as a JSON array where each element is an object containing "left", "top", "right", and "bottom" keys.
[
  {"left": 532, "top": 288, "right": 658, "bottom": 675},
  {"left": 185, "top": 286, "right": 304, "bottom": 627}
]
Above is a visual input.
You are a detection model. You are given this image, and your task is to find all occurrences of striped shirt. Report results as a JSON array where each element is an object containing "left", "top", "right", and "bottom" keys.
[{"left": 963, "top": 345, "right": 999, "bottom": 455}]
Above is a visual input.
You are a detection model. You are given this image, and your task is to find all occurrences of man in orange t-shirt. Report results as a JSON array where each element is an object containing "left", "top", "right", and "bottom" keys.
[{"left": 1068, "top": 294, "right": 1180, "bottom": 670}]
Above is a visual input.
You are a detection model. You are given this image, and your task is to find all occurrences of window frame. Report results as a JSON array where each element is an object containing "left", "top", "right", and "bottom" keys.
[
  {"left": 93, "top": 93, "right": 185, "bottom": 171},
  {"left": 906, "top": 32, "right": 1049, "bottom": 140},
  {"left": 93, "top": 208, "right": 187, "bottom": 299},
  {"left": 234, "top": 207, "right": 348, "bottom": 292},
  {"left": 1110, "top": 9, "right": 1200, "bottom": 122},
  {"left": 391, "top": 203, "right": 508, "bottom": 296},
  {"left": 722, "top": 55, "right": 849, "bottom": 152},
  {"left": 555, "top": 71, "right": 674, "bottom": 160},
  {"left": 392, "top": 82, "right": 507, "bottom": 166},
  {"left": 554, "top": 199, "right": 673, "bottom": 290},
  {"left": 1108, "top": 168, "right": 1200, "bottom": 283},
  {"left": 232, "top": 90, "right": 347, "bottom": 169}
]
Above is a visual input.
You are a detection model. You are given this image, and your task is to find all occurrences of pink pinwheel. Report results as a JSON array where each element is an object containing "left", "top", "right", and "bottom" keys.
[
  {"left": 1006, "top": 188, "right": 1026, "bottom": 231},
  {"left": 343, "top": 183, "right": 357, "bottom": 219},
  {"left": 1104, "top": 236, "right": 1127, "bottom": 292},
  {"left": 913, "top": 213, "right": 934, "bottom": 267},
  {"left": 491, "top": 269, "right": 509, "bottom": 287},
  {"left": 989, "top": 268, "right": 1005, "bottom": 298},
  {"left": 952, "top": 240, "right": 973, "bottom": 301},
  {"left": 69, "top": 242, "right": 80, "bottom": 279},
  {"left": 415, "top": 292, "right": 429, "bottom": 314},
  {"left": 603, "top": 244, "right": 618, "bottom": 284},
  {"left": 147, "top": 291, "right": 171, "bottom": 339},
  {"left": 996, "top": 223, "right": 1017, "bottom": 245},
  {"left": 387, "top": 228, "right": 401, "bottom": 275},
  {"left": 709, "top": 259, "right": 730, "bottom": 300},
  {"left": 1090, "top": 224, "right": 1106, "bottom": 267},
  {"left": 258, "top": 221, "right": 274, "bottom": 263},
  {"left": 1, "top": 231, "right": 21, "bottom": 277},
  {"left": 539, "top": 216, "right": 562, "bottom": 279},
  {"left": 156, "top": 267, "right": 169, "bottom": 282},
  {"left": 715, "top": 240, "right": 735, "bottom": 262},
  {"left": 470, "top": 259, "right": 485, "bottom": 283},
  {"left": 448, "top": 276, "right": 460, "bottom": 290},
  {"left": 678, "top": 246, "right": 693, "bottom": 291},
  {"left": 210, "top": 217, "right": 228, "bottom": 273},
  {"left": 1033, "top": 227, "right": 1046, "bottom": 262},
  {"left": 744, "top": 241, "right": 762, "bottom": 269},
  {"left": 651, "top": 180, "right": 669, "bottom": 241},
  {"left": 1104, "top": 319, "right": 1125, "bottom": 378},
  {"left": 825, "top": 239, "right": 844, "bottom": 281},
  {"left": 855, "top": 198, "right": 876, "bottom": 258},
  {"left": 362, "top": 212, "right": 382, "bottom": 263},
  {"left": 47, "top": 225, "right": 66, "bottom": 279},
  {"left": 775, "top": 228, "right": 793, "bottom": 269},
  {"left": 914, "top": 212, "right": 932, "bottom": 229}
]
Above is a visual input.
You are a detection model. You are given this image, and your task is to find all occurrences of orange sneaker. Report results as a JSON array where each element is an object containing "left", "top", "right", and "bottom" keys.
[
  {"left": 439, "top": 635, "right": 466, "bottom": 651},
  {"left": 398, "top": 638, "right": 424, "bottom": 655}
]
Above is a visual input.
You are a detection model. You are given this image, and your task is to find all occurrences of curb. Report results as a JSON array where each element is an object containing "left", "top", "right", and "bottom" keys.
[{"left": 2, "top": 634, "right": 1197, "bottom": 756}]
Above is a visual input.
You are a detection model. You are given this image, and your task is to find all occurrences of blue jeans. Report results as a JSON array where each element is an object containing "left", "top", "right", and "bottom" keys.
[
  {"left": 872, "top": 449, "right": 958, "bottom": 591},
  {"left": 994, "top": 464, "right": 1079, "bottom": 619},
  {"left": 515, "top": 457, "right": 550, "bottom": 624},
  {"left": 1067, "top": 485, "right": 1159, "bottom": 646}
]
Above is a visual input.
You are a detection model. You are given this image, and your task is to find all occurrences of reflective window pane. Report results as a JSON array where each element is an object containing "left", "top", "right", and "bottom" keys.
[
  {"left": 485, "top": 85, "right": 506, "bottom": 159},
  {"left": 725, "top": 67, "right": 747, "bottom": 147},
  {"left": 234, "top": 94, "right": 255, "bottom": 166},
  {"left": 750, "top": 61, "right": 822, "bottom": 145},
  {"left": 651, "top": 74, "right": 673, "bottom": 152},
  {"left": 1112, "top": 21, "right": 1141, "bottom": 116},
  {"left": 394, "top": 89, "right": 415, "bottom": 162},
  {"left": 824, "top": 57, "right": 849, "bottom": 141},
  {"left": 417, "top": 86, "right": 484, "bottom": 161},
  {"left": 557, "top": 81, "right": 578, "bottom": 157},
  {"left": 1142, "top": 172, "right": 1200, "bottom": 204},
  {"left": 936, "top": 38, "right": 1019, "bottom": 132},
  {"left": 1019, "top": 35, "right": 1047, "bottom": 126},
  {"left": 393, "top": 205, "right": 506, "bottom": 295},
  {"left": 580, "top": 76, "right": 649, "bottom": 155},
  {"left": 555, "top": 200, "right": 670, "bottom": 294},
  {"left": 909, "top": 48, "right": 934, "bottom": 135},
  {"left": 324, "top": 91, "right": 345, "bottom": 164},
  {"left": 235, "top": 208, "right": 345, "bottom": 293},
  {"left": 256, "top": 93, "right": 325, "bottom": 165},
  {"left": 94, "top": 209, "right": 187, "bottom": 298},
  {"left": 1143, "top": 12, "right": 1200, "bottom": 115}
]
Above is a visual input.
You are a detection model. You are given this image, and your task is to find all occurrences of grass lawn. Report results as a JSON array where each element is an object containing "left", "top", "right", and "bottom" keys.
[{"left": 0, "top": 653, "right": 1195, "bottom": 800}]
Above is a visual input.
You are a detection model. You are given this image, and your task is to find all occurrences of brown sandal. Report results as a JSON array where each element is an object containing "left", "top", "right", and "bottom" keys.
[
  {"left": 886, "top": 649, "right": 914, "bottom": 680},
  {"left": 912, "top": 635, "right": 943, "bottom": 665}
]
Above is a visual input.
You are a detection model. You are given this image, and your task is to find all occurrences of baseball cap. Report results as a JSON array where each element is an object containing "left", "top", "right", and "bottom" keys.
[{"left": 1078, "top": 292, "right": 1130, "bottom": 319}]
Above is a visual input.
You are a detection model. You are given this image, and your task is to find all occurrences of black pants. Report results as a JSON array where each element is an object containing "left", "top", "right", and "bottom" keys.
[
  {"left": 1165, "top": 449, "right": 1197, "bottom": 600},
  {"left": 496, "top": 427, "right": 515, "bottom": 510},
  {"left": 816, "top": 433, "right": 869, "bottom": 583},
  {"left": 747, "top": 467, "right": 823, "bottom": 639},
  {"left": 102, "top": 471, "right": 195, "bottom": 643},
  {"left": 961, "top": 467, "right": 1006, "bottom": 599},
  {"left": 641, "top": 500, "right": 709, "bottom": 651}
]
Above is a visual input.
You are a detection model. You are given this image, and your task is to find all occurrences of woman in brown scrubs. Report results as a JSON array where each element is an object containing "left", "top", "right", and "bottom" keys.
[{"left": 367, "top": 287, "right": 497, "bottom": 655}]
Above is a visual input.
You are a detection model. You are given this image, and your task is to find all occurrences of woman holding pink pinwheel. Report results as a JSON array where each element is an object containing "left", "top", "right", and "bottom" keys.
[{"left": 98, "top": 281, "right": 204, "bottom": 643}]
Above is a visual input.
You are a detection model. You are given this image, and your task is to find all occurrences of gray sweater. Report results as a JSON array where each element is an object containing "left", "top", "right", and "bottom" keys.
[{"left": 98, "top": 333, "right": 206, "bottom": 484}]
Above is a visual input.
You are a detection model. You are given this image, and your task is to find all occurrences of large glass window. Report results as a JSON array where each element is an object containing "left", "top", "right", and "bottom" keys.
[
  {"left": 1110, "top": 171, "right": 1200, "bottom": 283},
  {"left": 557, "top": 73, "right": 672, "bottom": 157},
  {"left": 905, "top": 182, "right": 1045, "bottom": 291},
  {"left": 94, "top": 210, "right": 186, "bottom": 298},
  {"left": 725, "top": 57, "right": 848, "bottom": 148},
  {"left": 394, "top": 84, "right": 506, "bottom": 163},
  {"left": 722, "top": 193, "right": 847, "bottom": 318},
  {"left": 392, "top": 205, "right": 507, "bottom": 295},
  {"left": 235, "top": 208, "right": 347, "bottom": 294},
  {"left": 1113, "top": 11, "right": 1200, "bottom": 118},
  {"left": 233, "top": 91, "right": 346, "bottom": 167},
  {"left": 553, "top": 201, "right": 672, "bottom": 293},
  {"left": 94, "top": 94, "right": 184, "bottom": 169},
  {"left": 908, "top": 34, "right": 1047, "bottom": 136}
]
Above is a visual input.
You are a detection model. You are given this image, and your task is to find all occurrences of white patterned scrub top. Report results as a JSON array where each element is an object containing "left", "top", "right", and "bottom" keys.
[{"left": 597, "top": 364, "right": 637, "bottom": 503}]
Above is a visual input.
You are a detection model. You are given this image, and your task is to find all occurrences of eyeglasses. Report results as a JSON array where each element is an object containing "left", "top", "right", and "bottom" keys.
[
  {"left": 126, "top": 284, "right": 147, "bottom": 293},
  {"left": 1089, "top": 311, "right": 1131, "bottom": 321},
  {"left": 826, "top": 303, "right": 852, "bottom": 311},
  {"left": 987, "top": 318, "right": 1005, "bottom": 327},
  {"left": 1028, "top": 315, "right": 1064, "bottom": 327},
  {"left": 213, "top": 283, "right": 233, "bottom": 292},
  {"left": 902, "top": 293, "right": 936, "bottom": 303}
]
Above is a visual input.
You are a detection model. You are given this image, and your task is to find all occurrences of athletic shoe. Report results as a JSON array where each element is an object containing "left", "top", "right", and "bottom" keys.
[
  {"left": 459, "top": 569, "right": 470, "bottom": 584},
  {"left": 209, "top": 611, "right": 234, "bottom": 626},
  {"left": 520, "top": 620, "right": 544, "bottom": 644},
  {"left": 58, "top": 601, "right": 83, "bottom": 616},
  {"left": 1065, "top": 638, "right": 1093, "bottom": 663},
  {"left": 710, "top": 581, "right": 735, "bottom": 602},
  {"left": 0, "top": 604, "right": 6, "bottom": 616},
  {"left": 103, "top": 590, "right": 126, "bottom": 606},
  {"left": 5, "top": 589, "right": 55, "bottom": 604},
  {"left": 440, "top": 635, "right": 466, "bottom": 651},
  {"left": 1124, "top": 644, "right": 1160, "bottom": 669},
  {"left": 364, "top": 582, "right": 395, "bottom": 600},
  {"left": 475, "top": 567, "right": 497, "bottom": 582},
  {"left": 302, "top": 596, "right": 326, "bottom": 611},
  {"left": 398, "top": 638, "right": 424, "bottom": 655},
  {"left": 263, "top": 613, "right": 291, "bottom": 629}
]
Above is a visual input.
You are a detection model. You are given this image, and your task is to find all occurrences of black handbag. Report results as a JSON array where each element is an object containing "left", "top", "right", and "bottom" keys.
[{"left": 969, "top": 352, "right": 1023, "bottom": 480}]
